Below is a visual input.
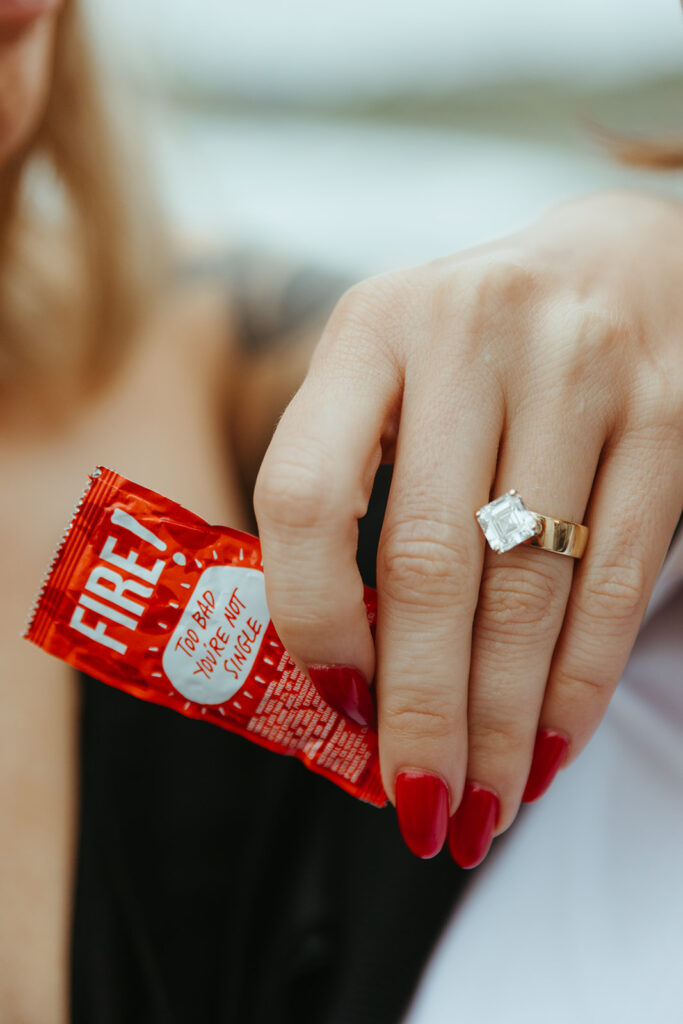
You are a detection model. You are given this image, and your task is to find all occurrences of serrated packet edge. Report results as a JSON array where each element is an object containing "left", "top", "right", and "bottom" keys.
[{"left": 22, "top": 467, "right": 103, "bottom": 640}]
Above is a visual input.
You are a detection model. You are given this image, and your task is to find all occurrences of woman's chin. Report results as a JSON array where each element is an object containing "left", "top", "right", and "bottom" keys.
[
  {"left": 0, "top": 12, "right": 55, "bottom": 165},
  {"left": 0, "top": 0, "right": 61, "bottom": 29}
]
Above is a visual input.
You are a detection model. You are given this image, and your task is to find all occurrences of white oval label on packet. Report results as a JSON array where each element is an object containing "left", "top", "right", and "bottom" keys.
[{"left": 163, "top": 566, "right": 270, "bottom": 704}]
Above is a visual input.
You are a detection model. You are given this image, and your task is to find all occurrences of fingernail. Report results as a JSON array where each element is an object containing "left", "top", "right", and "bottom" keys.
[
  {"left": 395, "top": 771, "right": 449, "bottom": 859},
  {"left": 522, "top": 728, "right": 568, "bottom": 803},
  {"left": 307, "top": 665, "right": 376, "bottom": 729},
  {"left": 448, "top": 782, "right": 499, "bottom": 869}
]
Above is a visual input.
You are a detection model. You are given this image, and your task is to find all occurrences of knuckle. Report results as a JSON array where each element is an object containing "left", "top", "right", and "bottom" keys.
[
  {"left": 552, "top": 665, "right": 610, "bottom": 704},
  {"left": 629, "top": 377, "right": 683, "bottom": 442},
  {"left": 254, "top": 446, "right": 339, "bottom": 531},
  {"left": 469, "top": 715, "right": 530, "bottom": 762},
  {"left": 579, "top": 555, "right": 648, "bottom": 632},
  {"left": 475, "top": 562, "right": 562, "bottom": 643},
  {"left": 529, "top": 282, "right": 621, "bottom": 354},
  {"left": 317, "top": 277, "right": 407, "bottom": 380},
  {"left": 539, "top": 301, "right": 623, "bottom": 399},
  {"left": 267, "top": 575, "right": 367, "bottom": 658},
  {"left": 327, "top": 276, "right": 401, "bottom": 338},
  {"left": 382, "top": 697, "right": 456, "bottom": 744},
  {"left": 272, "top": 602, "right": 337, "bottom": 637},
  {"left": 451, "top": 256, "right": 538, "bottom": 355},
  {"left": 378, "top": 514, "right": 475, "bottom": 607},
  {"left": 650, "top": 379, "right": 683, "bottom": 435},
  {"left": 558, "top": 301, "right": 621, "bottom": 352},
  {"left": 467, "top": 256, "right": 537, "bottom": 308}
]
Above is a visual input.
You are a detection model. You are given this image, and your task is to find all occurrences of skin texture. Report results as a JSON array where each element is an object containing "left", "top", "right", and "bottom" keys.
[
  {"left": 0, "top": 9, "right": 58, "bottom": 162},
  {"left": 255, "top": 191, "right": 683, "bottom": 842}
]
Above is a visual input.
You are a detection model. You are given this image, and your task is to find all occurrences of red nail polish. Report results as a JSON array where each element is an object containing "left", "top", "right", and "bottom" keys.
[
  {"left": 307, "top": 665, "right": 376, "bottom": 729},
  {"left": 395, "top": 771, "right": 449, "bottom": 859},
  {"left": 448, "top": 782, "right": 499, "bottom": 869},
  {"left": 522, "top": 729, "right": 568, "bottom": 803}
]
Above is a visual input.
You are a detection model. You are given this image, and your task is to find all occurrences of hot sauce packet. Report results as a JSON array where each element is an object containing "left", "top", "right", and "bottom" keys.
[{"left": 24, "top": 467, "right": 387, "bottom": 806}]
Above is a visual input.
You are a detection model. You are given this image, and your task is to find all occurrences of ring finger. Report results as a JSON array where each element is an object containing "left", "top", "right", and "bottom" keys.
[{"left": 449, "top": 408, "right": 602, "bottom": 867}]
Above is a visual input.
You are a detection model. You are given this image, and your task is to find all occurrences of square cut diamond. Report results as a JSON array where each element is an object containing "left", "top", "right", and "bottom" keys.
[{"left": 476, "top": 492, "right": 538, "bottom": 553}]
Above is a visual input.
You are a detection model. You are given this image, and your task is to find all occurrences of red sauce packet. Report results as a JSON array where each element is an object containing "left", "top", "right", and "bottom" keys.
[{"left": 24, "top": 467, "right": 387, "bottom": 806}]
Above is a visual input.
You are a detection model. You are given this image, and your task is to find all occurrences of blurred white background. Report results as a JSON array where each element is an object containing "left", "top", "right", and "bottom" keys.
[{"left": 85, "top": 0, "right": 683, "bottom": 274}]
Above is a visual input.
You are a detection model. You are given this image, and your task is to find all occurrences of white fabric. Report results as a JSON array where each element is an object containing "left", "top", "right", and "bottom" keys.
[{"left": 404, "top": 529, "right": 683, "bottom": 1024}]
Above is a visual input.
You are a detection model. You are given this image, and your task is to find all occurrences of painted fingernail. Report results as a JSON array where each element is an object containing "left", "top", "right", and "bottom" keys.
[
  {"left": 522, "top": 728, "right": 568, "bottom": 803},
  {"left": 395, "top": 771, "right": 449, "bottom": 859},
  {"left": 448, "top": 782, "right": 500, "bottom": 869},
  {"left": 307, "top": 665, "right": 376, "bottom": 729}
]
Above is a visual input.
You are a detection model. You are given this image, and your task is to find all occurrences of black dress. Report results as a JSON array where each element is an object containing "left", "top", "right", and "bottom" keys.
[{"left": 71, "top": 465, "right": 470, "bottom": 1024}]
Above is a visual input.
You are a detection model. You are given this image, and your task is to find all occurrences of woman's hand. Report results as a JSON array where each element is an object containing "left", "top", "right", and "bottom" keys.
[{"left": 254, "top": 191, "right": 683, "bottom": 866}]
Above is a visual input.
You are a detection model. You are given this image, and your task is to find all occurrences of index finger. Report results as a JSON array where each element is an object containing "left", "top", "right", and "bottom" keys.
[{"left": 253, "top": 283, "right": 403, "bottom": 721}]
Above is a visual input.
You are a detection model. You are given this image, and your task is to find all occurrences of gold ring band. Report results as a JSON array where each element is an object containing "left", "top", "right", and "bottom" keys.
[
  {"left": 528, "top": 512, "right": 588, "bottom": 558},
  {"left": 476, "top": 489, "right": 588, "bottom": 559}
]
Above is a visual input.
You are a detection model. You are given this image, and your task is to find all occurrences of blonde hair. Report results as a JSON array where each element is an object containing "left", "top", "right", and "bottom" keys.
[
  {"left": 0, "top": 0, "right": 165, "bottom": 418},
  {"left": 593, "top": 123, "right": 683, "bottom": 171}
]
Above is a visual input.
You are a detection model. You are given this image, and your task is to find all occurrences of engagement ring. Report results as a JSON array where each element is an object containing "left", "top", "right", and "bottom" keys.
[{"left": 476, "top": 489, "right": 588, "bottom": 558}]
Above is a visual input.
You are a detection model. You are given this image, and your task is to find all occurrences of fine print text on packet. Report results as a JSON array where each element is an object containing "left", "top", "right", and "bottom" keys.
[{"left": 24, "top": 467, "right": 386, "bottom": 807}]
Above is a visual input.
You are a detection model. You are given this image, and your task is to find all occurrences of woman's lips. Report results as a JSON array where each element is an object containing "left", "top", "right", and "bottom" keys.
[{"left": 0, "top": 0, "right": 61, "bottom": 25}]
